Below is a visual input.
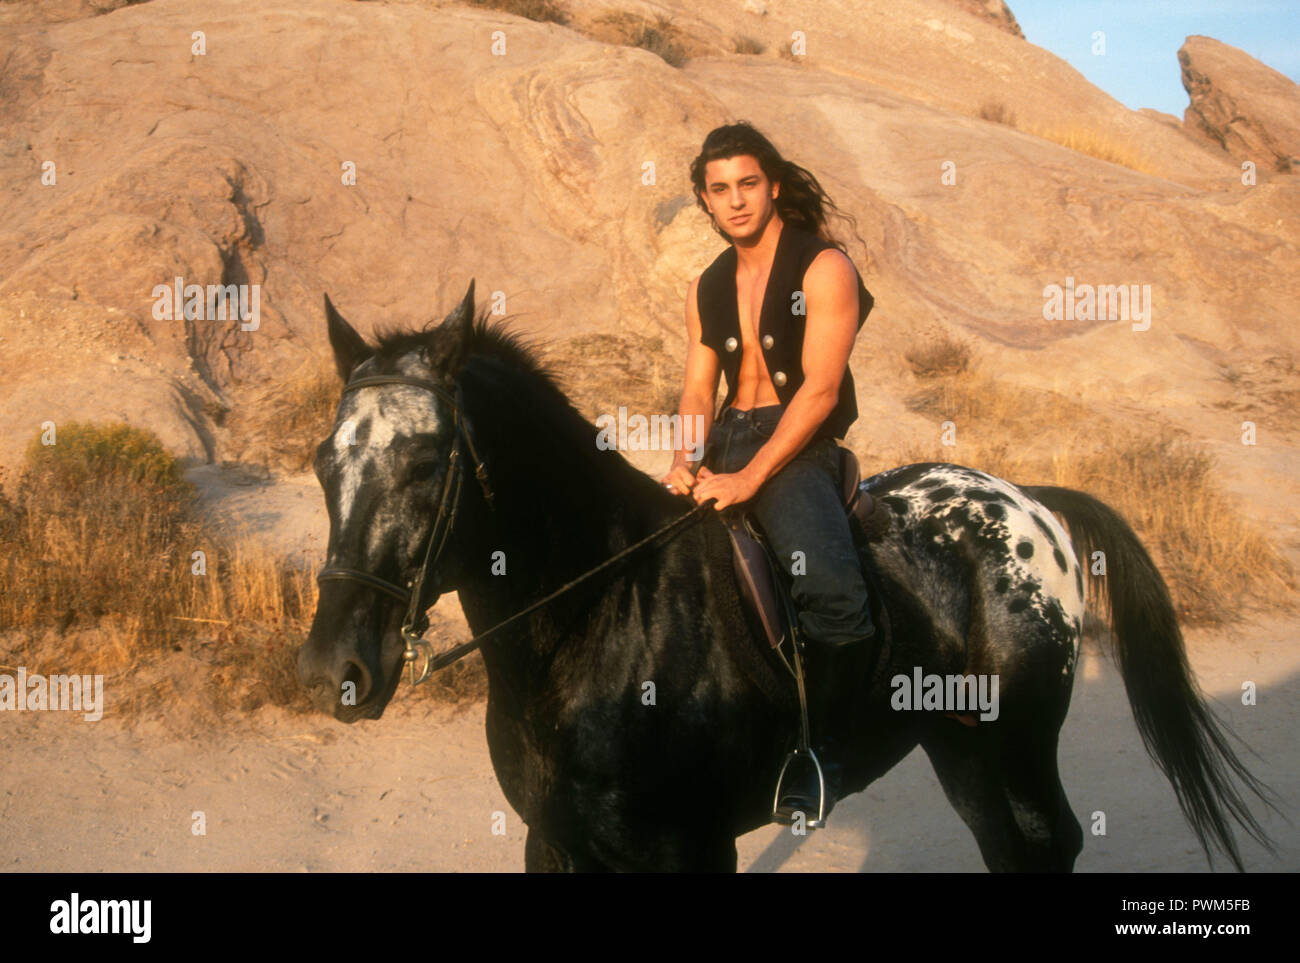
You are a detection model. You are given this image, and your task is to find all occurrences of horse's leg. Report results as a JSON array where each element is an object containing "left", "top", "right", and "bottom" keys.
[
  {"left": 921, "top": 721, "right": 1081, "bottom": 872},
  {"left": 691, "top": 838, "right": 738, "bottom": 873},
  {"left": 525, "top": 828, "right": 604, "bottom": 873},
  {"left": 920, "top": 723, "right": 1029, "bottom": 871},
  {"left": 611, "top": 834, "right": 738, "bottom": 872},
  {"left": 997, "top": 725, "right": 1083, "bottom": 872},
  {"left": 652, "top": 836, "right": 738, "bottom": 872},
  {"left": 524, "top": 827, "right": 565, "bottom": 872}
]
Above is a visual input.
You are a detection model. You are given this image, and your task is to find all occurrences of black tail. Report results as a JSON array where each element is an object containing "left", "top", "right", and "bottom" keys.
[{"left": 1021, "top": 484, "right": 1279, "bottom": 872}]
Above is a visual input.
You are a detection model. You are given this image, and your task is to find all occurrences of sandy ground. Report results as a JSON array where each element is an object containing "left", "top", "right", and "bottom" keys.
[
  {"left": 3, "top": 621, "right": 1295, "bottom": 873},
  {"left": 2, "top": 455, "right": 1296, "bottom": 873}
]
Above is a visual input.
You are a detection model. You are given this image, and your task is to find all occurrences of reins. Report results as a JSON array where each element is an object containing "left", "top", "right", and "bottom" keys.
[
  {"left": 316, "top": 374, "right": 714, "bottom": 685},
  {"left": 412, "top": 498, "right": 714, "bottom": 680}
]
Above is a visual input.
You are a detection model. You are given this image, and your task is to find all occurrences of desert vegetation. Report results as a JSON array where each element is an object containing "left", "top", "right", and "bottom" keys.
[
  {"left": 465, "top": 0, "right": 571, "bottom": 26},
  {"left": 892, "top": 329, "right": 1294, "bottom": 624},
  {"left": 587, "top": 11, "right": 689, "bottom": 67},
  {"left": 223, "top": 356, "right": 339, "bottom": 472},
  {"left": 0, "top": 422, "right": 486, "bottom": 722},
  {"left": 977, "top": 99, "right": 1159, "bottom": 174}
]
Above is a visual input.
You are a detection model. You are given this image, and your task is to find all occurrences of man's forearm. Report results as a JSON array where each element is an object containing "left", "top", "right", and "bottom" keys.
[
  {"left": 742, "top": 387, "right": 837, "bottom": 485},
  {"left": 670, "top": 391, "right": 714, "bottom": 471}
]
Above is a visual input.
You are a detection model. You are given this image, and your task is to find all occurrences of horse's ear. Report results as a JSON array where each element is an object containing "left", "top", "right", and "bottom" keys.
[
  {"left": 435, "top": 279, "right": 476, "bottom": 372},
  {"left": 324, "top": 294, "right": 372, "bottom": 381}
]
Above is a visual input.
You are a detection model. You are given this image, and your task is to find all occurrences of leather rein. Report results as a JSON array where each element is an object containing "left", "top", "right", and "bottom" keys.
[{"left": 315, "top": 374, "right": 713, "bottom": 685}]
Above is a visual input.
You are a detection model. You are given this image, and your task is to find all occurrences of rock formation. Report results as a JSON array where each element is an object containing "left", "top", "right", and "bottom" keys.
[
  {"left": 1180, "top": 34, "right": 1300, "bottom": 173},
  {"left": 0, "top": 0, "right": 1295, "bottom": 474}
]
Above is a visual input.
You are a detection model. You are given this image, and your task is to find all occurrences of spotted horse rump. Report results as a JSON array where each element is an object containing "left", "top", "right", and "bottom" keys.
[{"left": 860, "top": 461, "right": 1086, "bottom": 691}]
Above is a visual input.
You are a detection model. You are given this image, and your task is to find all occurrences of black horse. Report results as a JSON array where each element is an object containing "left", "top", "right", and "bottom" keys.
[{"left": 297, "top": 283, "right": 1276, "bottom": 872}]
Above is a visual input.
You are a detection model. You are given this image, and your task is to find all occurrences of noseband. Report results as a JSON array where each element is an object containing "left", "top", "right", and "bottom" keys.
[{"left": 316, "top": 374, "right": 494, "bottom": 684}]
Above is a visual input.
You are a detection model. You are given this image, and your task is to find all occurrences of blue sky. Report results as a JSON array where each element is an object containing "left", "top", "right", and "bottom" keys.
[{"left": 1010, "top": 1, "right": 1300, "bottom": 115}]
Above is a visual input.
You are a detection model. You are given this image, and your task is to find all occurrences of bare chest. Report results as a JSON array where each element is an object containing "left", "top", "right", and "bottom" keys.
[{"left": 734, "top": 268, "right": 772, "bottom": 344}]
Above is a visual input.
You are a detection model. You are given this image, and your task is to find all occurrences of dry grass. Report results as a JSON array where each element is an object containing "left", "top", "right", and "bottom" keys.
[
  {"left": 733, "top": 34, "right": 766, "bottom": 55},
  {"left": 904, "top": 325, "right": 974, "bottom": 379},
  {"left": 1, "top": 424, "right": 201, "bottom": 651},
  {"left": 1052, "top": 432, "right": 1292, "bottom": 624},
  {"left": 590, "top": 12, "right": 689, "bottom": 67},
  {"left": 223, "top": 355, "right": 338, "bottom": 472},
  {"left": 560, "top": 332, "right": 681, "bottom": 424},
  {"left": 1024, "top": 124, "right": 1161, "bottom": 177},
  {"left": 0, "top": 422, "right": 486, "bottom": 724},
  {"left": 890, "top": 341, "right": 1294, "bottom": 626},
  {"left": 465, "top": 0, "right": 571, "bottom": 25},
  {"left": 972, "top": 100, "right": 1161, "bottom": 176}
]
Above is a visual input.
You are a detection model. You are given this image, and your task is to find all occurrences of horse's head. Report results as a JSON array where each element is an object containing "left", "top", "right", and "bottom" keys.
[{"left": 297, "top": 282, "right": 477, "bottom": 721}]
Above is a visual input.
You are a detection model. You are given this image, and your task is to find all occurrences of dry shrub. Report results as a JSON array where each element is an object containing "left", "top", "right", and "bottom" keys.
[
  {"left": 561, "top": 332, "right": 681, "bottom": 422},
  {"left": 969, "top": 98, "right": 1162, "bottom": 176},
  {"left": 1052, "top": 432, "right": 1292, "bottom": 624},
  {"left": 420, "top": 608, "right": 490, "bottom": 706},
  {"left": 733, "top": 34, "right": 765, "bottom": 55},
  {"left": 224, "top": 356, "right": 338, "bottom": 472},
  {"left": 904, "top": 326, "right": 974, "bottom": 379},
  {"left": 1025, "top": 124, "right": 1160, "bottom": 176},
  {"left": 979, "top": 102, "right": 1015, "bottom": 126},
  {"left": 889, "top": 356, "right": 1293, "bottom": 625},
  {"left": 1, "top": 423, "right": 199, "bottom": 651},
  {"left": 465, "top": 0, "right": 570, "bottom": 25},
  {"left": 590, "top": 12, "right": 688, "bottom": 67},
  {"left": 0, "top": 422, "right": 486, "bottom": 723},
  {"left": 0, "top": 423, "right": 316, "bottom": 714},
  {"left": 425, "top": 656, "right": 489, "bottom": 704}
]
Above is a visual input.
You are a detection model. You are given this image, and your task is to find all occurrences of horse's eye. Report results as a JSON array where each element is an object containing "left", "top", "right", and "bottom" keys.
[{"left": 409, "top": 459, "right": 439, "bottom": 483}]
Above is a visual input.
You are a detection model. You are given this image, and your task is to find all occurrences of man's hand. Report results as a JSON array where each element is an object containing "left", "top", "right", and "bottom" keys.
[
  {"left": 691, "top": 465, "right": 762, "bottom": 510},
  {"left": 660, "top": 462, "right": 700, "bottom": 495}
]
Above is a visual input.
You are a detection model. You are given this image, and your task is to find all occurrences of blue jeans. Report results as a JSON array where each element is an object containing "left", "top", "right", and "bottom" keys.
[{"left": 701, "top": 405, "right": 874, "bottom": 648}]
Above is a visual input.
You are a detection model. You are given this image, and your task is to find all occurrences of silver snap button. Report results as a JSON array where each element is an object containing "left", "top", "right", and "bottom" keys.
[
  {"left": 773, "top": 370, "right": 787, "bottom": 387},
  {"left": 725, "top": 337, "right": 738, "bottom": 352},
  {"left": 762, "top": 334, "right": 774, "bottom": 349},
  {"left": 737, "top": 411, "right": 746, "bottom": 420}
]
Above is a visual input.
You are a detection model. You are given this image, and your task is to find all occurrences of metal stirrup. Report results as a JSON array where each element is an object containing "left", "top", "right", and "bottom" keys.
[{"left": 772, "top": 633, "right": 828, "bottom": 828}]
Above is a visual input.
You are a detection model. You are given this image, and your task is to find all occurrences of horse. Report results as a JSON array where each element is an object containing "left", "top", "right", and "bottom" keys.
[{"left": 296, "top": 281, "right": 1277, "bottom": 872}]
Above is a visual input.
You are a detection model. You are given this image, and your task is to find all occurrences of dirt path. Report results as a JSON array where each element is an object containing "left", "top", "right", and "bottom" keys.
[{"left": 3, "top": 616, "right": 1294, "bottom": 873}]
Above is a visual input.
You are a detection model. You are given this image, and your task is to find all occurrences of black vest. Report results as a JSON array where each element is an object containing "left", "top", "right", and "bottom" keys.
[{"left": 696, "top": 221, "right": 873, "bottom": 441}]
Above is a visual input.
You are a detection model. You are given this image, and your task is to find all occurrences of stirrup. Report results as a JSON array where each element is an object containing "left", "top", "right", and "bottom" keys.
[{"left": 771, "top": 746, "right": 828, "bottom": 829}]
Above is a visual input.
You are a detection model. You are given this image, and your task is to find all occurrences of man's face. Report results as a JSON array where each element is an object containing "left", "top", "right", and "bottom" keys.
[{"left": 702, "top": 155, "right": 778, "bottom": 241}]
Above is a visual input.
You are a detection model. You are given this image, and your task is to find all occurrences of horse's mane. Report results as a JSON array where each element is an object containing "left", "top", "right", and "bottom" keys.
[
  {"left": 369, "top": 308, "right": 639, "bottom": 487},
  {"left": 369, "top": 307, "right": 567, "bottom": 400}
]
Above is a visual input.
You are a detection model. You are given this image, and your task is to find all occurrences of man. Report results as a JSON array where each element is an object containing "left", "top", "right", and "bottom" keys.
[{"left": 660, "top": 122, "right": 877, "bottom": 827}]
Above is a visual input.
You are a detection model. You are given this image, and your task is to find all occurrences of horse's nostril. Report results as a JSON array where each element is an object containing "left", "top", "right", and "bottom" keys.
[{"left": 342, "top": 660, "right": 370, "bottom": 705}]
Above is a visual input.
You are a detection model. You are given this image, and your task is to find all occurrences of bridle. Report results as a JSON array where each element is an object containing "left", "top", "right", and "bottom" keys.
[
  {"left": 316, "top": 374, "right": 494, "bottom": 685},
  {"left": 315, "top": 372, "right": 717, "bottom": 687}
]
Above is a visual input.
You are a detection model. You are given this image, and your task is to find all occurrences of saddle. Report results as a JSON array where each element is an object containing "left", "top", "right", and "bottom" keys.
[{"left": 723, "top": 444, "right": 892, "bottom": 655}]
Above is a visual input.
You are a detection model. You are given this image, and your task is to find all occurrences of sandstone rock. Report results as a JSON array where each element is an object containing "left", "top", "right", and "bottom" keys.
[
  {"left": 0, "top": 0, "right": 144, "bottom": 25},
  {"left": 1180, "top": 34, "right": 1300, "bottom": 173},
  {"left": 943, "top": 0, "right": 1024, "bottom": 38},
  {"left": 0, "top": 0, "right": 1294, "bottom": 477},
  {"left": 1138, "top": 107, "right": 1183, "bottom": 131}
]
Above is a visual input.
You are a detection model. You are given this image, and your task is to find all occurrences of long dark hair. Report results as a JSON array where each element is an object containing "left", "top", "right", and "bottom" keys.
[{"left": 689, "top": 121, "right": 864, "bottom": 256}]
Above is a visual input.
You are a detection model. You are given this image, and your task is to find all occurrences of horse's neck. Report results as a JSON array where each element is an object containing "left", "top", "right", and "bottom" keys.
[{"left": 453, "top": 362, "right": 654, "bottom": 656}]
